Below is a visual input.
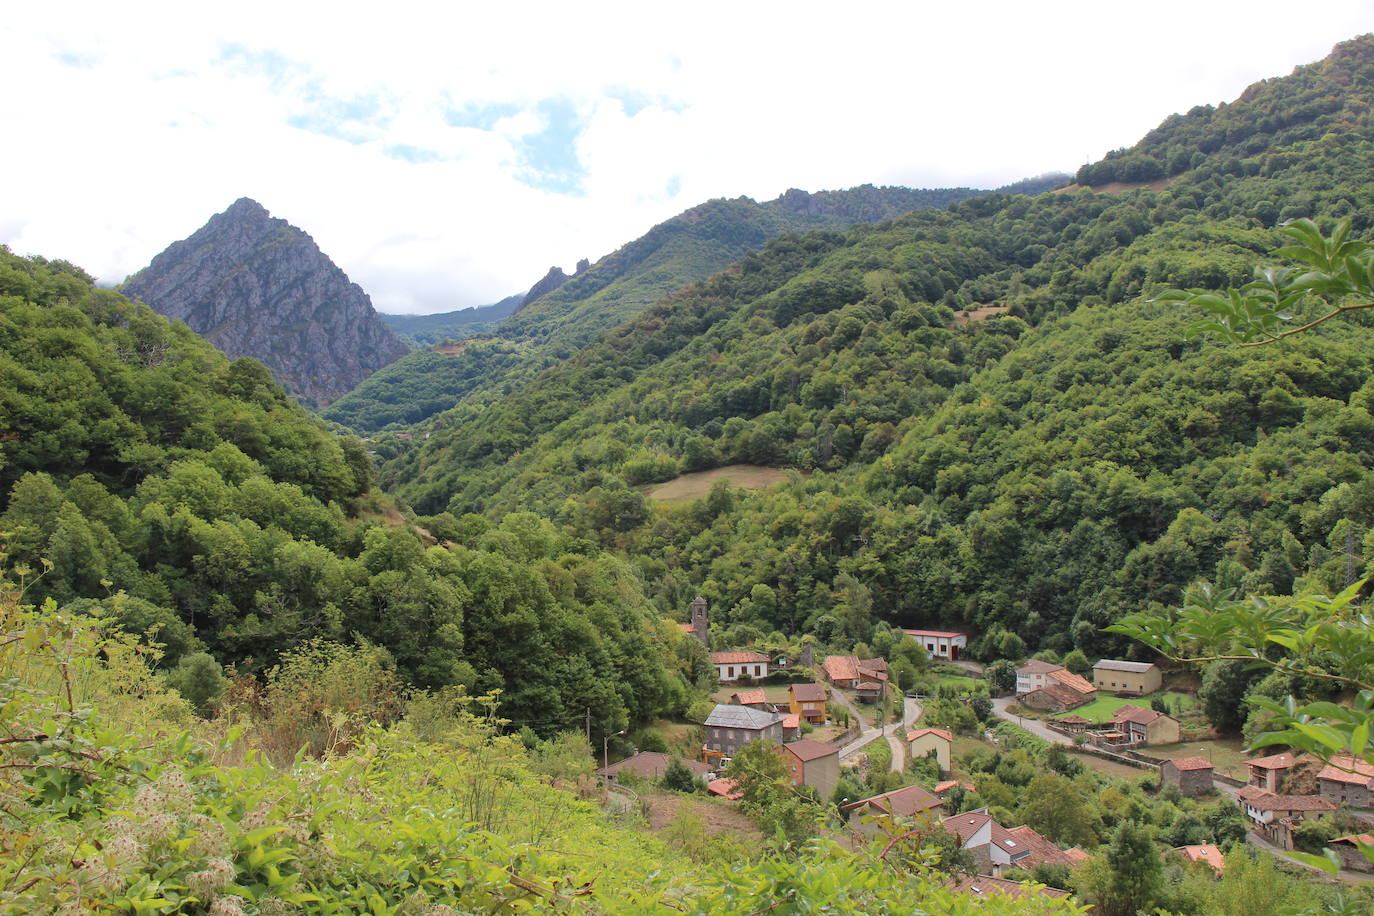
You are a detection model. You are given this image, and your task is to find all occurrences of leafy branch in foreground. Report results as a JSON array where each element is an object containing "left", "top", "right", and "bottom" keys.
[
  {"left": 1155, "top": 218, "right": 1374, "bottom": 345},
  {"left": 1110, "top": 582, "right": 1374, "bottom": 877}
]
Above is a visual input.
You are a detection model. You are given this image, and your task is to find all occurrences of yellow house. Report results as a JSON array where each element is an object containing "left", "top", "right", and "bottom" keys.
[
  {"left": 1093, "top": 660, "right": 1162, "bottom": 695},
  {"left": 789, "top": 682, "right": 829, "bottom": 724},
  {"left": 907, "top": 727, "right": 953, "bottom": 774}
]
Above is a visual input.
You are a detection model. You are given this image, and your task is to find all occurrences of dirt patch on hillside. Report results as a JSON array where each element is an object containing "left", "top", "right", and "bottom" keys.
[
  {"left": 1054, "top": 176, "right": 1177, "bottom": 195},
  {"left": 648, "top": 465, "right": 798, "bottom": 503},
  {"left": 954, "top": 305, "right": 1011, "bottom": 326},
  {"left": 432, "top": 342, "right": 469, "bottom": 355},
  {"left": 640, "top": 790, "right": 762, "bottom": 840}
]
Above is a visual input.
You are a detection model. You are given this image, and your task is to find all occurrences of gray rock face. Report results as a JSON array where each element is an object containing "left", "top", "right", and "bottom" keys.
[{"left": 122, "top": 198, "right": 408, "bottom": 408}]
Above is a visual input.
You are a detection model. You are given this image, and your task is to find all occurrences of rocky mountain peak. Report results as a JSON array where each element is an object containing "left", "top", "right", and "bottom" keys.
[{"left": 122, "top": 200, "right": 408, "bottom": 408}]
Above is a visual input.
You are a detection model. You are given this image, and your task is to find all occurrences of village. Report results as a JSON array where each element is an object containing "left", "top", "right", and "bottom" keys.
[{"left": 593, "top": 598, "right": 1374, "bottom": 898}]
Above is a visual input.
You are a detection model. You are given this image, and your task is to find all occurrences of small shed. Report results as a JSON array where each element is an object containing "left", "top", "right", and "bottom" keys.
[{"left": 1161, "top": 757, "right": 1215, "bottom": 796}]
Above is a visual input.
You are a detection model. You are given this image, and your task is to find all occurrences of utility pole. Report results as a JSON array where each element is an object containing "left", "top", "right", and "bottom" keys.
[{"left": 585, "top": 707, "right": 591, "bottom": 743}]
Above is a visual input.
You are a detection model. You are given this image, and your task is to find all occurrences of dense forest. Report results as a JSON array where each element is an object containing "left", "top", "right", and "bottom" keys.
[
  {"left": 374, "top": 34, "right": 1374, "bottom": 661},
  {"left": 323, "top": 180, "right": 1066, "bottom": 433},
  {"left": 0, "top": 251, "right": 692, "bottom": 734}
]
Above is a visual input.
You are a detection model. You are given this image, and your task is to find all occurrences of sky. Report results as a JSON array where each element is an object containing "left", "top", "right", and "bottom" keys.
[{"left": 4, "top": 2, "right": 1374, "bottom": 315}]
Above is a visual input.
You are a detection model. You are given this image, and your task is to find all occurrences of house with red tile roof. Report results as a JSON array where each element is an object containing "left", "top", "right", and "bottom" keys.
[
  {"left": 941, "top": 810, "right": 1030, "bottom": 874},
  {"left": 949, "top": 875, "right": 1071, "bottom": 902},
  {"left": 907, "top": 727, "right": 954, "bottom": 773},
  {"left": 730, "top": 688, "right": 769, "bottom": 709},
  {"left": 1003, "top": 825, "right": 1089, "bottom": 871},
  {"left": 1248, "top": 752, "right": 1296, "bottom": 793},
  {"left": 779, "top": 739, "right": 839, "bottom": 800},
  {"left": 710, "top": 650, "right": 769, "bottom": 683},
  {"left": 1020, "top": 682, "right": 1091, "bottom": 713},
  {"left": 1106, "top": 705, "right": 1180, "bottom": 746},
  {"left": 1316, "top": 755, "right": 1374, "bottom": 808},
  {"left": 1046, "top": 667, "right": 1096, "bottom": 697},
  {"left": 822, "top": 655, "right": 888, "bottom": 689},
  {"left": 788, "top": 682, "right": 828, "bottom": 723},
  {"left": 707, "top": 777, "right": 743, "bottom": 800},
  {"left": 1329, "top": 834, "right": 1374, "bottom": 872},
  {"left": 1174, "top": 844, "right": 1225, "bottom": 873},
  {"left": 841, "top": 784, "right": 943, "bottom": 831}
]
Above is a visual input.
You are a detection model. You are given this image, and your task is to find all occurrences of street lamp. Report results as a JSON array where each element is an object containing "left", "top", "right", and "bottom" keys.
[{"left": 603, "top": 730, "right": 626, "bottom": 774}]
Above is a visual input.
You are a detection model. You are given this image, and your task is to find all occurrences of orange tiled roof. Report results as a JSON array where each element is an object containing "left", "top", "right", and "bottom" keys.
[
  {"left": 1047, "top": 667, "right": 1096, "bottom": 695},
  {"left": 732, "top": 689, "right": 766, "bottom": 706},
  {"left": 1167, "top": 756, "right": 1214, "bottom": 771},
  {"left": 1317, "top": 755, "right": 1374, "bottom": 787},
  {"left": 1248, "top": 752, "right": 1295, "bottom": 770},
  {"left": 1175, "top": 844, "right": 1225, "bottom": 872},
  {"left": 907, "top": 728, "right": 954, "bottom": 744},
  {"left": 711, "top": 650, "right": 769, "bottom": 665}
]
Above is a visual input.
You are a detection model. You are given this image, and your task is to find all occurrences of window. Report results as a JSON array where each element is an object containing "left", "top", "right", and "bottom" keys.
[{"left": 727, "top": 666, "right": 734, "bottom": 678}]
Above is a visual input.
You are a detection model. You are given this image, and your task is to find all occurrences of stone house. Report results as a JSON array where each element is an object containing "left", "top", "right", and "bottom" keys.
[
  {"left": 1109, "top": 705, "right": 1180, "bottom": 746},
  {"left": 841, "top": 784, "right": 943, "bottom": 832},
  {"left": 1092, "top": 659, "right": 1162, "bottom": 695},
  {"left": 702, "top": 704, "right": 782, "bottom": 758},
  {"left": 1316, "top": 755, "right": 1374, "bottom": 808},
  {"left": 822, "top": 655, "right": 889, "bottom": 689},
  {"left": 788, "top": 682, "right": 828, "bottom": 724},
  {"left": 1237, "top": 785, "right": 1337, "bottom": 847},
  {"left": 1248, "top": 752, "right": 1295, "bottom": 793},
  {"left": 710, "top": 650, "right": 769, "bottom": 683},
  {"left": 906, "top": 727, "right": 954, "bottom": 774},
  {"left": 1329, "top": 835, "right": 1374, "bottom": 872},
  {"left": 780, "top": 739, "right": 840, "bottom": 801},
  {"left": 1020, "top": 683, "right": 1091, "bottom": 713},
  {"left": 1161, "top": 756, "right": 1215, "bottom": 796}
]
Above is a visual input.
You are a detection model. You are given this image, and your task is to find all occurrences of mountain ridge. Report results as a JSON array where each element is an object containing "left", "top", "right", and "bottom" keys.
[{"left": 122, "top": 197, "right": 408, "bottom": 408}]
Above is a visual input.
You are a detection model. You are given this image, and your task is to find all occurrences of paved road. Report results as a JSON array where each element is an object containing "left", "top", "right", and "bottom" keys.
[
  {"left": 834, "top": 691, "right": 921, "bottom": 772},
  {"left": 991, "top": 695, "right": 1073, "bottom": 746}
]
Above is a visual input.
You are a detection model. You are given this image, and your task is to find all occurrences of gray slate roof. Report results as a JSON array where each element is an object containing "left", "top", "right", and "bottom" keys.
[
  {"left": 704, "top": 704, "right": 782, "bottom": 730},
  {"left": 1093, "top": 659, "right": 1157, "bottom": 673}
]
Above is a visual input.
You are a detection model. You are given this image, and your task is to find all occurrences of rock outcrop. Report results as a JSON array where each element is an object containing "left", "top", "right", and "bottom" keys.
[{"left": 122, "top": 198, "right": 408, "bottom": 408}]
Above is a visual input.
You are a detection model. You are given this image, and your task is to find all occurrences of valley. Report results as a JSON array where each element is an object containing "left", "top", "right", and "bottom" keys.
[{"left": 6, "top": 30, "right": 1374, "bottom": 916}]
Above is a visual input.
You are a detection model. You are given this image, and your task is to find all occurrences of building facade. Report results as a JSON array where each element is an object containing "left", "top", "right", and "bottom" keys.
[
  {"left": 702, "top": 704, "right": 783, "bottom": 758},
  {"left": 901, "top": 629, "right": 968, "bottom": 660},
  {"left": 710, "top": 651, "right": 769, "bottom": 683},
  {"left": 1092, "top": 660, "right": 1162, "bottom": 695}
]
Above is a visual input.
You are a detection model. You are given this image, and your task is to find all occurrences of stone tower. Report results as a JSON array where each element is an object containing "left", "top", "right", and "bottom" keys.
[{"left": 690, "top": 596, "right": 709, "bottom": 648}]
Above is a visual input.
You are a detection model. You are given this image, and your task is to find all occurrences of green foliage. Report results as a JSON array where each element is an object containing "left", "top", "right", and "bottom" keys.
[{"left": 661, "top": 757, "right": 701, "bottom": 793}]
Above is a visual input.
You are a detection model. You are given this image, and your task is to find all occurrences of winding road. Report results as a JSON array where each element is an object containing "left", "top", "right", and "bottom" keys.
[{"left": 833, "top": 690, "right": 921, "bottom": 773}]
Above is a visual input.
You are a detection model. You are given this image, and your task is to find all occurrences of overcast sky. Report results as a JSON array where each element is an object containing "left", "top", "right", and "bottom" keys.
[{"left": 4, "top": 2, "right": 1373, "bottom": 314}]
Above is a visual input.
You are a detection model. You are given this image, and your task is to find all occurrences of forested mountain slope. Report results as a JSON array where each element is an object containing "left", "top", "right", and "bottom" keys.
[
  {"left": 122, "top": 198, "right": 409, "bottom": 408},
  {"left": 380, "top": 291, "right": 524, "bottom": 346},
  {"left": 323, "top": 181, "right": 1066, "bottom": 433},
  {"left": 0, "top": 250, "right": 689, "bottom": 732},
  {"left": 381, "top": 34, "right": 1374, "bottom": 658}
]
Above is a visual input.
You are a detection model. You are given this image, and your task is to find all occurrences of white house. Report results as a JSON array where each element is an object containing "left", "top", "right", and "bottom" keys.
[
  {"left": 710, "top": 650, "right": 769, "bottom": 682},
  {"left": 1015, "top": 659, "right": 1064, "bottom": 696},
  {"left": 901, "top": 629, "right": 968, "bottom": 661}
]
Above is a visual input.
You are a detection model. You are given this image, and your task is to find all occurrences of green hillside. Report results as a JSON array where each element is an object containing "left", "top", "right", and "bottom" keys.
[
  {"left": 0, "top": 250, "right": 689, "bottom": 733},
  {"left": 379, "top": 292, "right": 524, "bottom": 346},
  {"left": 381, "top": 34, "right": 1374, "bottom": 658},
  {"left": 321, "top": 183, "right": 1059, "bottom": 433}
]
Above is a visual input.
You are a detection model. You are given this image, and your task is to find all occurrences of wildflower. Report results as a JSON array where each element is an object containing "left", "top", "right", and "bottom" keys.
[{"left": 209, "top": 894, "right": 247, "bottom": 916}]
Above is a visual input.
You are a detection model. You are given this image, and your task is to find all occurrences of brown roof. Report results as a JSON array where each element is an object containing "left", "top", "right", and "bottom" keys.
[
  {"left": 790, "top": 683, "right": 828, "bottom": 702},
  {"left": 1112, "top": 705, "right": 1166, "bottom": 725},
  {"left": 1016, "top": 659, "right": 1064, "bottom": 676},
  {"left": 1248, "top": 752, "right": 1295, "bottom": 770},
  {"left": 1332, "top": 834, "right": 1374, "bottom": 847},
  {"left": 710, "top": 650, "right": 768, "bottom": 665},
  {"left": 1004, "top": 825, "right": 1080, "bottom": 869},
  {"left": 1046, "top": 667, "right": 1096, "bottom": 695},
  {"left": 844, "top": 784, "right": 942, "bottom": 817},
  {"left": 1027, "top": 683, "right": 1091, "bottom": 709},
  {"left": 679, "top": 622, "right": 697, "bottom": 633},
  {"left": 731, "top": 689, "right": 766, "bottom": 706},
  {"left": 950, "top": 875, "right": 1070, "bottom": 901},
  {"left": 857, "top": 658, "right": 889, "bottom": 677},
  {"left": 856, "top": 681, "right": 884, "bottom": 691},
  {"left": 706, "top": 777, "right": 743, "bottom": 800},
  {"left": 942, "top": 811, "right": 993, "bottom": 844},
  {"left": 1166, "top": 756, "right": 1215, "bottom": 772},
  {"left": 907, "top": 728, "right": 954, "bottom": 744},
  {"left": 782, "top": 739, "right": 838, "bottom": 763},
  {"left": 1175, "top": 844, "right": 1225, "bottom": 872},
  {"left": 822, "top": 655, "right": 859, "bottom": 682},
  {"left": 596, "top": 752, "right": 710, "bottom": 780},
  {"left": 1056, "top": 714, "right": 1090, "bottom": 724},
  {"left": 781, "top": 713, "right": 800, "bottom": 729},
  {"left": 1238, "top": 789, "right": 1337, "bottom": 813},
  {"left": 1317, "top": 755, "right": 1374, "bottom": 787}
]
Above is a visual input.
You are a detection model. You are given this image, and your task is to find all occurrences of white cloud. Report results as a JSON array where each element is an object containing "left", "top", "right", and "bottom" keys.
[{"left": 4, "top": 1, "right": 1374, "bottom": 312}]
